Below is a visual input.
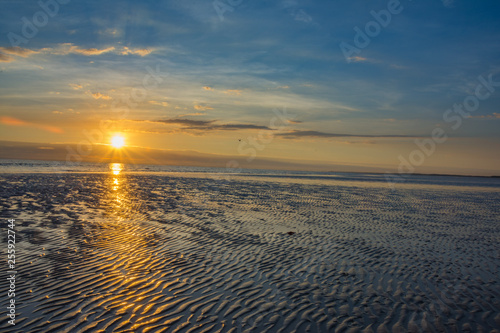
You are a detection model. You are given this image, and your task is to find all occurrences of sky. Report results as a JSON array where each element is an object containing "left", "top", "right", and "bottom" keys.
[{"left": 0, "top": 0, "right": 499, "bottom": 175}]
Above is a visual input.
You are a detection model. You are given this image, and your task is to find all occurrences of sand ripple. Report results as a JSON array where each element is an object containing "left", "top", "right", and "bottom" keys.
[{"left": 0, "top": 173, "right": 499, "bottom": 332}]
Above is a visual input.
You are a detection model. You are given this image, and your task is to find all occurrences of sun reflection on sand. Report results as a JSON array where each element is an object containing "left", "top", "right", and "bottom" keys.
[
  {"left": 109, "top": 163, "right": 124, "bottom": 204},
  {"left": 111, "top": 162, "right": 124, "bottom": 175}
]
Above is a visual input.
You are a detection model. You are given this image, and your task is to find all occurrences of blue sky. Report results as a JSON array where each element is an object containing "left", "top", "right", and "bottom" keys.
[{"left": 1, "top": 0, "right": 499, "bottom": 174}]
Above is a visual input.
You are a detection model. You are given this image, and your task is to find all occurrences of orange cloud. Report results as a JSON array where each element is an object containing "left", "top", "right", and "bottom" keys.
[
  {"left": 45, "top": 43, "right": 115, "bottom": 56},
  {"left": 0, "top": 46, "right": 39, "bottom": 57},
  {"left": 52, "top": 44, "right": 153, "bottom": 57},
  {"left": 0, "top": 44, "right": 154, "bottom": 63},
  {"left": 148, "top": 100, "right": 169, "bottom": 107},
  {"left": 73, "top": 46, "right": 115, "bottom": 56},
  {"left": 91, "top": 92, "right": 112, "bottom": 100},
  {"left": 0, "top": 116, "right": 63, "bottom": 133},
  {"left": 69, "top": 83, "right": 83, "bottom": 90},
  {"left": 194, "top": 104, "right": 213, "bottom": 111},
  {"left": 0, "top": 117, "right": 26, "bottom": 126},
  {"left": 348, "top": 56, "right": 368, "bottom": 62},
  {"left": 0, "top": 53, "right": 13, "bottom": 62},
  {"left": 121, "top": 47, "right": 154, "bottom": 56},
  {"left": 202, "top": 87, "right": 242, "bottom": 95}
]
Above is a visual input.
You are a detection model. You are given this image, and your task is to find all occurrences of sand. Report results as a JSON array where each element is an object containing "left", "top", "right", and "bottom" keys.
[{"left": 0, "top": 172, "right": 499, "bottom": 332}]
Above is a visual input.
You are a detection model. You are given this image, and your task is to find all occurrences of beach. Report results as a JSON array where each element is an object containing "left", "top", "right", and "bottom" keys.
[{"left": 0, "top": 164, "right": 499, "bottom": 332}]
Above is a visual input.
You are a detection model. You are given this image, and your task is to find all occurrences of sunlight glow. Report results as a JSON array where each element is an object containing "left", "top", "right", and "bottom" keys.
[{"left": 111, "top": 135, "right": 125, "bottom": 149}]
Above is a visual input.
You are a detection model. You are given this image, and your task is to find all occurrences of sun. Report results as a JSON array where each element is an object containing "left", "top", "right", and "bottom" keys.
[{"left": 111, "top": 135, "right": 125, "bottom": 149}]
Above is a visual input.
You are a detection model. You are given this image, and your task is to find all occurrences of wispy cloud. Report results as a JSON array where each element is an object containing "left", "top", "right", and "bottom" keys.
[
  {"left": 161, "top": 118, "right": 272, "bottom": 130},
  {"left": 51, "top": 44, "right": 115, "bottom": 56},
  {"left": 275, "top": 130, "right": 419, "bottom": 139},
  {"left": 179, "top": 112, "right": 206, "bottom": 117},
  {"left": 133, "top": 118, "right": 272, "bottom": 132},
  {"left": 120, "top": 47, "right": 155, "bottom": 56},
  {"left": 0, "top": 46, "right": 40, "bottom": 58},
  {"left": 442, "top": 0, "right": 455, "bottom": 8},
  {"left": 0, "top": 116, "right": 63, "bottom": 133},
  {"left": 0, "top": 53, "right": 13, "bottom": 62},
  {"left": 76, "top": 47, "right": 116, "bottom": 56},
  {"left": 202, "top": 86, "right": 242, "bottom": 95},
  {"left": 214, "top": 123, "right": 271, "bottom": 130},
  {"left": 281, "top": 0, "right": 313, "bottom": 23},
  {"left": 90, "top": 92, "right": 112, "bottom": 100},
  {"left": 469, "top": 113, "right": 500, "bottom": 119},
  {"left": 0, "top": 44, "right": 155, "bottom": 62},
  {"left": 69, "top": 83, "right": 83, "bottom": 90},
  {"left": 154, "top": 119, "right": 215, "bottom": 127},
  {"left": 149, "top": 100, "right": 169, "bottom": 107},
  {"left": 0, "top": 46, "right": 40, "bottom": 62},
  {"left": 348, "top": 56, "right": 368, "bottom": 63},
  {"left": 222, "top": 89, "right": 242, "bottom": 95},
  {"left": 98, "top": 28, "right": 122, "bottom": 37},
  {"left": 194, "top": 104, "right": 213, "bottom": 111}
]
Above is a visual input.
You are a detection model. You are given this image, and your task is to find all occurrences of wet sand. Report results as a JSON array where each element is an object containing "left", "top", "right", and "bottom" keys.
[{"left": 0, "top": 173, "right": 499, "bottom": 332}]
